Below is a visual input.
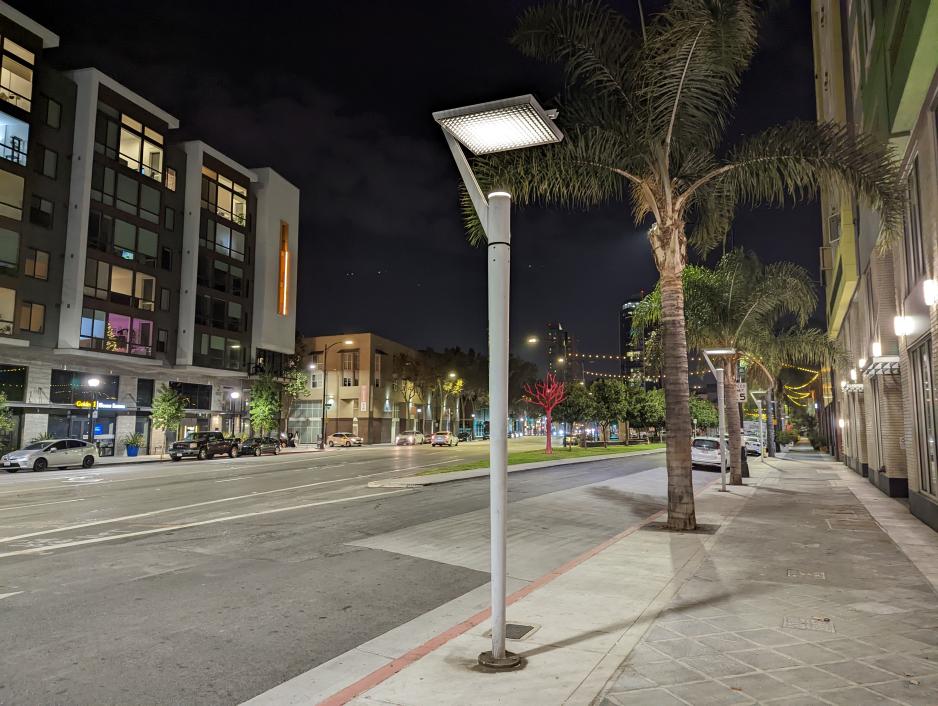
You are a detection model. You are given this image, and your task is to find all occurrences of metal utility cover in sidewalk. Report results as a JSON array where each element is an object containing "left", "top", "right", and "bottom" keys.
[
  {"left": 782, "top": 616, "right": 836, "bottom": 632},
  {"left": 483, "top": 623, "right": 539, "bottom": 641}
]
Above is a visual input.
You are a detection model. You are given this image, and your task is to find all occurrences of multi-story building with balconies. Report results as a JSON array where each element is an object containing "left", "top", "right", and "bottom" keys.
[{"left": 0, "top": 3, "right": 299, "bottom": 456}]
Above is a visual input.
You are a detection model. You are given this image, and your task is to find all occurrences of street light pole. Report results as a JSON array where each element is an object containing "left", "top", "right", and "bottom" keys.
[
  {"left": 750, "top": 390, "right": 767, "bottom": 459},
  {"left": 703, "top": 349, "right": 735, "bottom": 493},
  {"left": 317, "top": 339, "right": 355, "bottom": 449},
  {"left": 433, "top": 95, "right": 562, "bottom": 670}
]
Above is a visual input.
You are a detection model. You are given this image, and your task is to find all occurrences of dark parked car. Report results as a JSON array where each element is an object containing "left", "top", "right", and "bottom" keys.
[
  {"left": 457, "top": 431, "right": 472, "bottom": 442},
  {"left": 238, "top": 437, "right": 281, "bottom": 457},
  {"left": 170, "top": 431, "right": 239, "bottom": 461}
]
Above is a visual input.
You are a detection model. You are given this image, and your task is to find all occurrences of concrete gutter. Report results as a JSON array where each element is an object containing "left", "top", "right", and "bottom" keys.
[{"left": 368, "top": 448, "right": 666, "bottom": 487}]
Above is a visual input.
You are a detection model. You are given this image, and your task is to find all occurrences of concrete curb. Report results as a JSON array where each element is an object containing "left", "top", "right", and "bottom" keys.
[{"left": 367, "top": 448, "right": 666, "bottom": 488}]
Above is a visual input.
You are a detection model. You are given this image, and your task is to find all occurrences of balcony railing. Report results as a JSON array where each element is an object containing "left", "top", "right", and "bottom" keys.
[
  {"left": 0, "top": 138, "right": 26, "bottom": 166},
  {"left": 79, "top": 335, "right": 152, "bottom": 358}
]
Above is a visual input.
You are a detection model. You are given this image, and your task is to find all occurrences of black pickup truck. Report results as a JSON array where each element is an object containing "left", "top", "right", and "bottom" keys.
[{"left": 169, "top": 431, "right": 239, "bottom": 461}]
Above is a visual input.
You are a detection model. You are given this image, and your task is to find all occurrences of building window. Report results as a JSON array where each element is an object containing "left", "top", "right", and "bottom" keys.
[
  {"left": 38, "top": 146, "right": 57, "bottom": 178},
  {"left": 165, "top": 167, "right": 176, "bottom": 192},
  {"left": 24, "top": 247, "right": 48, "bottom": 280},
  {"left": 0, "top": 363, "right": 26, "bottom": 401},
  {"left": 140, "top": 182, "right": 160, "bottom": 223},
  {"left": 160, "top": 246, "right": 172, "bottom": 271},
  {"left": 83, "top": 258, "right": 109, "bottom": 299},
  {"left": 156, "top": 328, "right": 168, "bottom": 353},
  {"left": 137, "top": 378, "right": 154, "bottom": 406},
  {"left": 0, "top": 40, "right": 33, "bottom": 112},
  {"left": 29, "top": 195, "right": 52, "bottom": 228},
  {"left": 80, "top": 308, "right": 153, "bottom": 356},
  {"left": 0, "top": 286, "right": 13, "bottom": 334},
  {"left": 200, "top": 166, "right": 248, "bottom": 226},
  {"left": 164, "top": 206, "right": 175, "bottom": 231},
  {"left": 43, "top": 96, "right": 60, "bottom": 128},
  {"left": 278, "top": 221, "right": 289, "bottom": 316},
  {"left": 113, "top": 218, "right": 157, "bottom": 266},
  {"left": 0, "top": 113, "right": 28, "bottom": 166},
  {"left": 911, "top": 339, "right": 938, "bottom": 495},
  {"left": 200, "top": 218, "right": 245, "bottom": 261},
  {"left": 50, "top": 370, "right": 119, "bottom": 405},
  {"left": 374, "top": 353, "right": 383, "bottom": 388},
  {"left": 17, "top": 301, "right": 43, "bottom": 333},
  {"left": 95, "top": 106, "right": 164, "bottom": 183},
  {"left": 0, "top": 226, "right": 17, "bottom": 269},
  {"left": 230, "top": 265, "right": 243, "bottom": 296},
  {"left": 341, "top": 350, "right": 360, "bottom": 387},
  {"left": 213, "top": 259, "right": 228, "bottom": 292},
  {"left": 904, "top": 159, "right": 925, "bottom": 290},
  {"left": 169, "top": 381, "right": 212, "bottom": 410},
  {"left": 0, "top": 169, "right": 23, "bottom": 220},
  {"left": 160, "top": 287, "right": 170, "bottom": 311}
]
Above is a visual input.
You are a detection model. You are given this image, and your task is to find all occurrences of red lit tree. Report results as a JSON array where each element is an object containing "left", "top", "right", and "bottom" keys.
[{"left": 523, "top": 373, "right": 566, "bottom": 455}]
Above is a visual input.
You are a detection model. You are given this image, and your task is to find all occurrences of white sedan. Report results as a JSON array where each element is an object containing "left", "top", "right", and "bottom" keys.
[
  {"left": 327, "top": 432, "right": 363, "bottom": 447},
  {"left": 744, "top": 436, "right": 762, "bottom": 456},
  {"left": 691, "top": 436, "right": 723, "bottom": 470},
  {"left": 2, "top": 439, "right": 98, "bottom": 472}
]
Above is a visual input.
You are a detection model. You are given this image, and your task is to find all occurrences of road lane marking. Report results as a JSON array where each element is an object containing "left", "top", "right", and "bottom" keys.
[
  {"left": 0, "top": 461, "right": 455, "bottom": 544},
  {"left": 0, "top": 591, "right": 23, "bottom": 600},
  {"left": 0, "top": 499, "right": 83, "bottom": 512},
  {"left": 215, "top": 476, "right": 250, "bottom": 483},
  {"left": 0, "top": 490, "right": 410, "bottom": 559}
]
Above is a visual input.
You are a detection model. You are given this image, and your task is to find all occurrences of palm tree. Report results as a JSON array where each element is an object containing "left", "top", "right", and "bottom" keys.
[
  {"left": 633, "top": 250, "right": 820, "bottom": 485},
  {"left": 462, "top": 0, "right": 903, "bottom": 529}
]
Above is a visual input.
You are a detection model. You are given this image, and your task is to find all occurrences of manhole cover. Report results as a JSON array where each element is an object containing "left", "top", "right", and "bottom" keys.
[
  {"left": 483, "top": 623, "right": 539, "bottom": 641},
  {"left": 787, "top": 569, "right": 827, "bottom": 580},
  {"left": 783, "top": 616, "right": 835, "bottom": 632}
]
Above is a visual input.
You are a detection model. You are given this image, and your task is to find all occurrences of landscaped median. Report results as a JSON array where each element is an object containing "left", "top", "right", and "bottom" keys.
[{"left": 368, "top": 442, "right": 665, "bottom": 488}]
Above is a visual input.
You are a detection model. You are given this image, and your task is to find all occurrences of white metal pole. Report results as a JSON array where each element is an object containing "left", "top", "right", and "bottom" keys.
[
  {"left": 486, "top": 191, "right": 511, "bottom": 663},
  {"left": 757, "top": 399, "right": 765, "bottom": 458},
  {"left": 716, "top": 367, "right": 727, "bottom": 492}
]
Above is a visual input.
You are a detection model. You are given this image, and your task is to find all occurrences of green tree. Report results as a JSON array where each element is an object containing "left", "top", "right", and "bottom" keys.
[
  {"left": 590, "top": 378, "right": 628, "bottom": 447},
  {"left": 463, "top": 0, "right": 904, "bottom": 529},
  {"left": 554, "top": 383, "right": 596, "bottom": 449},
  {"left": 689, "top": 395, "right": 719, "bottom": 430},
  {"left": 646, "top": 388, "right": 716, "bottom": 434},
  {"left": 393, "top": 353, "right": 425, "bottom": 431},
  {"left": 151, "top": 384, "right": 185, "bottom": 455},
  {"left": 249, "top": 374, "right": 281, "bottom": 436},
  {"left": 281, "top": 368, "right": 309, "bottom": 432},
  {"left": 0, "top": 391, "right": 14, "bottom": 452}
]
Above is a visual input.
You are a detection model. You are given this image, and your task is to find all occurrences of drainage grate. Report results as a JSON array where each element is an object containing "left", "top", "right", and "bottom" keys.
[
  {"left": 483, "top": 623, "right": 539, "bottom": 641},
  {"left": 787, "top": 569, "right": 827, "bottom": 580},
  {"left": 783, "top": 616, "right": 836, "bottom": 633}
]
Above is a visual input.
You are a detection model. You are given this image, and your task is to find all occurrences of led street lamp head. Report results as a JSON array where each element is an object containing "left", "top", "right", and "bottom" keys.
[{"left": 433, "top": 95, "right": 563, "bottom": 155}]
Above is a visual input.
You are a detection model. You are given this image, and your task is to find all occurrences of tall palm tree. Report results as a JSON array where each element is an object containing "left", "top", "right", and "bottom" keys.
[
  {"left": 634, "top": 250, "right": 820, "bottom": 484},
  {"left": 462, "top": 0, "right": 903, "bottom": 529}
]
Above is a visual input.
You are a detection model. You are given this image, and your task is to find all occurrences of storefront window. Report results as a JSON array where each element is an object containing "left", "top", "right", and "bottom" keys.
[
  {"left": 169, "top": 381, "right": 212, "bottom": 410},
  {"left": 49, "top": 370, "right": 119, "bottom": 405},
  {"left": 136, "top": 378, "right": 154, "bottom": 407},
  {"left": 0, "top": 363, "right": 25, "bottom": 400}
]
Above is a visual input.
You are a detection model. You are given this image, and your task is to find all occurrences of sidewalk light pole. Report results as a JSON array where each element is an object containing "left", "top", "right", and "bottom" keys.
[
  {"left": 433, "top": 95, "right": 562, "bottom": 670},
  {"left": 318, "top": 339, "right": 354, "bottom": 449},
  {"left": 703, "top": 349, "right": 736, "bottom": 493}
]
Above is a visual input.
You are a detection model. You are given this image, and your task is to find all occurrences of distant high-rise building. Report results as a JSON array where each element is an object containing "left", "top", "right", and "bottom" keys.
[
  {"left": 545, "top": 322, "right": 582, "bottom": 382},
  {"left": 619, "top": 296, "right": 645, "bottom": 386}
]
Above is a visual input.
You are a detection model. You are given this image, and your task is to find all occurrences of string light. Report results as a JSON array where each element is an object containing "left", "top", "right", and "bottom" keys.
[{"left": 784, "top": 370, "right": 820, "bottom": 390}]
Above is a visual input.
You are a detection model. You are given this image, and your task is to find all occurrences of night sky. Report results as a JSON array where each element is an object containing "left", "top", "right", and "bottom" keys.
[{"left": 18, "top": 0, "right": 819, "bottom": 374}]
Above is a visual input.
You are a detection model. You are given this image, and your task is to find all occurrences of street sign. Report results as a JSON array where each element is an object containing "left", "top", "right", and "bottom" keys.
[{"left": 736, "top": 382, "right": 747, "bottom": 403}]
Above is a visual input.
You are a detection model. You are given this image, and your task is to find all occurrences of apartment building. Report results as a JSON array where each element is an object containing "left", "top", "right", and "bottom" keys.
[
  {"left": 296, "top": 333, "right": 420, "bottom": 445},
  {"left": 812, "top": 0, "right": 938, "bottom": 530},
  {"left": 0, "top": 3, "right": 299, "bottom": 455}
]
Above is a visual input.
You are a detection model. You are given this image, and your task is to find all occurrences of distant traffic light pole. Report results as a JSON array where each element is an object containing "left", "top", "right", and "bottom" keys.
[{"left": 433, "top": 95, "right": 562, "bottom": 669}]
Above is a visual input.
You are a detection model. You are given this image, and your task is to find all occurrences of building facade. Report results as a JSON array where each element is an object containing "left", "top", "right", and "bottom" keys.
[
  {"left": 0, "top": 4, "right": 298, "bottom": 456},
  {"left": 811, "top": 0, "right": 938, "bottom": 529}
]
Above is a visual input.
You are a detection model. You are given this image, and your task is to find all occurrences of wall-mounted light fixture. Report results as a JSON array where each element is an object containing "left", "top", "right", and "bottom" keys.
[
  {"left": 924, "top": 279, "right": 938, "bottom": 306},
  {"left": 894, "top": 316, "right": 914, "bottom": 337},
  {"left": 849, "top": 368, "right": 857, "bottom": 382},
  {"left": 871, "top": 341, "right": 882, "bottom": 357},
  {"left": 858, "top": 358, "right": 867, "bottom": 368}
]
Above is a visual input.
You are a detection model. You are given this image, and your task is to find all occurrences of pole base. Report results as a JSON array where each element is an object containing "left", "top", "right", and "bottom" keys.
[{"left": 478, "top": 650, "right": 523, "bottom": 670}]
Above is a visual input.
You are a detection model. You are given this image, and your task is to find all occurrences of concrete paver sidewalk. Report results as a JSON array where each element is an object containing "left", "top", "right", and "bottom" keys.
[
  {"left": 286, "top": 445, "right": 938, "bottom": 706},
  {"left": 598, "top": 448, "right": 938, "bottom": 706}
]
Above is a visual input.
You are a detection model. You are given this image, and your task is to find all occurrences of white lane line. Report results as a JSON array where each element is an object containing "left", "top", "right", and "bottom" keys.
[
  {"left": 0, "top": 591, "right": 23, "bottom": 600},
  {"left": 0, "top": 490, "right": 410, "bottom": 559},
  {"left": 215, "top": 476, "right": 250, "bottom": 483},
  {"left": 0, "top": 461, "right": 453, "bottom": 544},
  {"left": 0, "top": 498, "right": 83, "bottom": 512}
]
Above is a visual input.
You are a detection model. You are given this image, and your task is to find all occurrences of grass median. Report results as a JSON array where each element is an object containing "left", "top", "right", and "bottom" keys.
[{"left": 417, "top": 442, "right": 665, "bottom": 476}]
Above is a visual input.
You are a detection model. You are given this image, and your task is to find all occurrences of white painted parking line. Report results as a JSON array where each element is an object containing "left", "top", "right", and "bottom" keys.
[
  {"left": 0, "top": 460, "right": 453, "bottom": 544},
  {"left": 0, "top": 498, "right": 83, "bottom": 512},
  {"left": 0, "top": 490, "right": 411, "bottom": 560}
]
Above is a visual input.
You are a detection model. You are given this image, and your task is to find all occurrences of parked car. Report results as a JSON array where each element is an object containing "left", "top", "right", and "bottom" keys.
[
  {"left": 744, "top": 436, "right": 762, "bottom": 456},
  {"left": 431, "top": 431, "right": 459, "bottom": 447},
  {"left": 327, "top": 432, "right": 363, "bottom": 447},
  {"left": 238, "top": 437, "right": 281, "bottom": 457},
  {"left": 690, "top": 436, "right": 723, "bottom": 470},
  {"left": 170, "top": 431, "right": 239, "bottom": 461},
  {"left": 2, "top": 438, "right": 97, "bottom": 472},
  {"left": 457, "top": 430, "right": 472, "bottom": 442},
  {"left": 395, "top": 431, "right": 425, "bottom": 446}
]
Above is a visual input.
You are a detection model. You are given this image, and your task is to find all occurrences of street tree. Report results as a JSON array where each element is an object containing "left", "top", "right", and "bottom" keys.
[
  {"left": 393, "top": 353, "right": 425, "bottom": 431},
  {"left": 522, "top": 373, "right": 566, "bottom": 454},
  {"left": 0, "top": 391, "right": 15, "bottom": 452},
  {"left": 689, "top": 395, "right": 719, "bottom": 430},
  {"left": 590, "top": 378, "right": 628, "bottom": 448},
  {"left": 634, "top": 249, "right": 819, "bottom": 484},
  {"left": 281, "top": 368, "right": 309, "bottom": 433},
  {"left": 151, "top": 384, "right": 185, "bottom": 455},
  {"left": 554, "top": 382, "right": 596, "bottom": 449},
  {"left": 249, "top": 374, "right": 281, "bottom": 436},
  {"left": 463, "top": 0, "right": 904, "bottom": 529}
]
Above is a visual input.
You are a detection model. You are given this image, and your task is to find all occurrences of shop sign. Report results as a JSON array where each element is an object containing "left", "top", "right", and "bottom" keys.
[
  {"left": 96, "top": 402, "right": 127, "bottom": 410},
  {"left": 74, "top": 400, "right": 94, "bottom": 409},
  {"left": 359, "top": 385, "right": 369, "bottom": 411}
]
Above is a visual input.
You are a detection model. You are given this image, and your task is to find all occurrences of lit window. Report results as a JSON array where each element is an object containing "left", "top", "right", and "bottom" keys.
[
  {"left": 17, "top": 301, "right": 43, "bottom": 333},
  {"left": 24, "top": 247, "right": 48, "bottom": 280},
  {"left": 0, "top": 113, "right": 28, "bottom": 165},
  {"left": 278, "top": 221, "right": 289, "bottom": 315},
  {"left": 165, "top": 167, "right": 176, "bottom": 191},
  {"left": 201, "top": 168, "right": 249, "bottom": 226},
  {"left": 0, "top": 286, "right": 12, "bottom": 334},
  {"left": 0, "top": 169, "right": 23, "bottom": 220},
  {"left": 0, "top": 55, "right": 31, "bottom": 111},
  {"left": 3, "top": 39, "right": 33, "bottom": 66}
]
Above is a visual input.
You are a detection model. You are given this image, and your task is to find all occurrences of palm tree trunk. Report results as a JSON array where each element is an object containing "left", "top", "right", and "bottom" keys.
[
  {"left": 766, "top": 387, "right": 777, "bottom": 457},
  {"left": 724, "top": 358, "right": 743, "bottom": 485},
  {"left": 659, "top": 269, "right": 696, "bottom": 530}
]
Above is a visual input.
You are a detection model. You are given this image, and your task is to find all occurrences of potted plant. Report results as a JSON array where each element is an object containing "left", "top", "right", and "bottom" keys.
[{"left": 120, "top": 431, "right": 145, "bottom": 457}]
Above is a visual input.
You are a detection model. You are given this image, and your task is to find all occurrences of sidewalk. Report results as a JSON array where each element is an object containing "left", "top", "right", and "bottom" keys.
[{"left": 260, "top": 445, "right": 938, "bottom": 706}]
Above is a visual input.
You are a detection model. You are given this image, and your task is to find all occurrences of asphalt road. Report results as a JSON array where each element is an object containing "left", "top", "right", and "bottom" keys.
[{"left": 0, "top": 441, "right": 697, "bottom": 705}]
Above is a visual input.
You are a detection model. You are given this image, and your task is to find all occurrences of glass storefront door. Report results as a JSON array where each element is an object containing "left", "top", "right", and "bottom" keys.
[{"left": 911, "top": 339, "right": 938, "bottom": 495}]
